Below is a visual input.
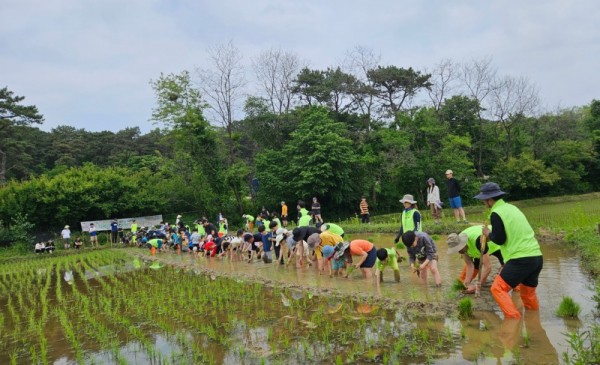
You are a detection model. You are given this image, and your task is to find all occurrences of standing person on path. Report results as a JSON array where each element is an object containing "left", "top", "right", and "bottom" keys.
[
  {"left": 359, "top": 196, "right": 370, "bottom": 224},
  {"left": 475, "top": 182, "right": 543, "bottom": 320},
  {"left": 311, "top": 197, "right": 323, "bottom": 224},
  {"left": 89, "top": 223, "right": 98, "bottom": 248},
  {"left": 61, "top": 225, "right": 71, "bottom": 250},
  {"left": 445, "top": 170, "right": 468, "bottom": 224},
  {"left": 402, "top": 231, "right": 442, "bottom": 287},
  {"left": 110, "top": 219, "right": 119, "bottom": 244},
  {"left": 426, "top": 178, "right": 442, "bottom": 224},
  {"left": 394, "top": 194, "right": 421, "bottom": 248},
  {"left": 281, "top": 201, "right": 288, "bottom": 227},
  {"left": 447, "top": 225, "right": 504, "bottom": 293},
  {"left": 297, "top": 201, "right": 311, "bottom": 227}
]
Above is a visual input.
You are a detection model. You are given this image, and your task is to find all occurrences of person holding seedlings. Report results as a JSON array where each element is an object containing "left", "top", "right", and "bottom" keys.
[
  {"left": 189, "top": 228, "right": 201, "bottom": 252},
  {"left": 147, "top": 237, "right": 163, "bottom": 255},
  {"left": 316, "top": 222, "right": 345, "bottom": 238},
  {"left": 89, "top": 223, "right": 98, "bottom": 248},
  {"left": 375, "top": 248, "right": 402, "bottom": 285},
  {"left": 262, "top": 223, "right": 275, "bottom": 263},
  {"left": 402, "top": 230, "right": 442, "bottom": 287},
  {"left": 447, "top": 225, "right": 504, "bottom": 293},
  {"left": 292, "top": 226, "right": 320, "bottom": 267},
  {"left": 332, "top": 242, "right": 352, "bottom": 277},
  {"left": 321, "top": 245, "right": 336, "bottom": 276},
  {"left": 345, "top": 239, "right": 377, "bottom": 279},
  {"left": 426, "top": 178, "right": 442, "bottom": 224},
  {"left": 306, "top": 230, "right": 343, "bottom": 275},
  {"left": 394, "top": 194, "right": 421, "bottom": 248},
  {"left": 445, "top": 169, "right": 468, "bottom": 224},
  {"left": 61, "top": 225, "right": 71, "bottom": 250},
  {"left": 474, "top": 182, "right": 543, "bottom": 320}
]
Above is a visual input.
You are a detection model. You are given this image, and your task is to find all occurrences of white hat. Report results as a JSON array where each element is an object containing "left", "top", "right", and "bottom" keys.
[
  {"left": 399, "top": 194, "right": 417, "bottom": 204},
  {"left": 447, "top": 233, "right": 468, "bottom": 254},
  {"left": 64, "top": 225, "right": 69, "bottom": 229},
  {"left": 445, "top": 169, "right": 453, "bottom": 175},
  {"left": 177, "top": 215, "right": 182, "bottom": 218}
]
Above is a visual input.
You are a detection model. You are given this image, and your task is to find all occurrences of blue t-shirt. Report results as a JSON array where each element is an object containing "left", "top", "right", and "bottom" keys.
[
  {"left": 263, "top": 232, "right": 273, "bottom": 252},
  {"left": 111, "top": 222, "right": 118, "bottom": 232}
]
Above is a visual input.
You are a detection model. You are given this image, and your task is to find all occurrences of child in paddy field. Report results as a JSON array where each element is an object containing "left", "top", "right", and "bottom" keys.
[
  {"left": 74, "top": 237, "right": 83, "bottom": 249},
  {"left": 35, "top": 242, "right": 45, "bottom": 253},
  {"left": 332, "top": 242, "right": 352, "bottom": 277},
  {"left": 261, "top": 225, "right": 273, "bottom": 263},
  {"left": 203, "top": 235, "right": 217, "bottom": 257},
  {"left": 402, "top": 230, "right": 442, "bottom": 287},
  {"left": 46, "top": 240, "right": 55, "bottom": 253},
  {"left": 268, "top": 221, "right": 283, "bottom": 264}
]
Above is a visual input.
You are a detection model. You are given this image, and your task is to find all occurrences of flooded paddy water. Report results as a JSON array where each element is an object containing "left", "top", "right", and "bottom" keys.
[{"left": 0, "top": 234, "right": 596, "bottom": 364}]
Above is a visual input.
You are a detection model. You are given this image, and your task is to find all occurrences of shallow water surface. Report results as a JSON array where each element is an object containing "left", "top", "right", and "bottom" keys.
[{"left": 0, "top": 234, "right": 596, "bottom": 364}]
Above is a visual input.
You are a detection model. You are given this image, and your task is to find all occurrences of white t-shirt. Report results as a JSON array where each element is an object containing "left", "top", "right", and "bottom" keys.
[
  {"left": 35, "top": 243, "right": 42, "bottom": 250},
  {"left": 61, "top": 229, "right": 71, "bottom": 239}
]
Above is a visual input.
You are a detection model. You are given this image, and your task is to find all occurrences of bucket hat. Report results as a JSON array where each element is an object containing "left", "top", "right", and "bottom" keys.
[
  {"left": 474, "top": 182, "right": 506, "bottom": 200},
  {"left": 427, "top": 177, "right": 435, "bottom": 184},
  {"left": 306, "top": 233, "right": 321, "bottom": 249},
  {"left": 447, "top": 233, "right": 468, "bottom": 254},
  {"left": 333, "top": 241, "right": 350, "bottom": 260},
  {"left": 399, "top": 194, "right": 417, "bottom": 204},
  {"left": 322, "top": 245, "right": 335, "bottom": 259}
]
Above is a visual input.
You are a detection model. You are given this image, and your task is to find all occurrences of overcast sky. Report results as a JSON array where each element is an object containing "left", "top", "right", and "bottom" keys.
[{"left": 1, "top": 0, "right": 598, "bottom": 133}]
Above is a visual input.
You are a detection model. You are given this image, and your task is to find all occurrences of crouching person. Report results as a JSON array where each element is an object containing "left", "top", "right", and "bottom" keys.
[
  {"left": 375, "top": 248, "right": 401, "bottom": 285},
  {"left": 402, "top": 231, "right": 442, "bottom": 287}
]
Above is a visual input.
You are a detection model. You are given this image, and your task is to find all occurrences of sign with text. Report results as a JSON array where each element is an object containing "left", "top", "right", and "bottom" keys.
[{"left": 80, "top": 215, "right": 163, "bottom": 232}]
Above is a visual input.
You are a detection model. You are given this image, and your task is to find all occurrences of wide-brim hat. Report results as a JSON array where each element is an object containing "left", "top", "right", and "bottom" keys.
[
  {"left": 399, "top": 194, "right": 417, "bottom": 204},
  {"left": 427, "top": 177, "right": 435, "bottom": 184},
  {"left": 64, "top": 225, "right": 69, "bottom": 229},
  {"left": 177, "top": 215, "right": 182, "bottom": 218},
  {"left": 306, "top": 233, "right": 321, "bottom": 249},
  {"left": 333, "top": 241, "right": 350, "bottom": 260},
  {"left": 474, "top": 182, "right": 506, "bottom": 200},
  {"left": 447, "top": 233, "right": 468, "bottom": 254}
]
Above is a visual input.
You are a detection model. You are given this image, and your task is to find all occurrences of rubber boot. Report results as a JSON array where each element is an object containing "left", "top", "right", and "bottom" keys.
[
  {"left": 519, "top": 285, "right": 539, "bottom": 310},
  {"left": 459, "top": 265, "right": 478, "bottom": 282},
  {"left": 491, "top": 275, "right": 521, "bottom": 319},
  {"left": 151, "top": 246, "right": 156, "bottom": 256}
]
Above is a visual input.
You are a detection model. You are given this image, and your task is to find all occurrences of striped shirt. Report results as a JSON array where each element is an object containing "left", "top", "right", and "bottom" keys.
[{"left": 360, "top": 200, "right": 369, "bottom": 214}]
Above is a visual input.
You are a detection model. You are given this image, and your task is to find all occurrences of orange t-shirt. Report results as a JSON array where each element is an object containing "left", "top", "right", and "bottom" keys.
[
  {"left": 281, "top": 204, "right": 288, "bottom": 216},
  {"left": 349, "top": 240, "right": 373, "bottom": 256}
]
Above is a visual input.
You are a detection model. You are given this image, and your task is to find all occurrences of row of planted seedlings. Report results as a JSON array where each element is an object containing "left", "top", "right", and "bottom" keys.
[{"left": 1, "top": 250, "right": 464, "bottom": 364}]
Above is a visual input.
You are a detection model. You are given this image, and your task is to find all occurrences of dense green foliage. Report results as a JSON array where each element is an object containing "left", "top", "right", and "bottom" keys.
[{"left": 0, "top": 63, "right": 598, "bottom": 235}]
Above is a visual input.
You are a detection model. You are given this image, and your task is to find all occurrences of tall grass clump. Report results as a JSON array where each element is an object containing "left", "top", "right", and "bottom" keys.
[
  {"left": 562, "top": 326, "right": 600, "bottom": 365},
  {"left": 457, "top": 297, "right": 473, "bottom": 319},
  {"left": 556, "top": 296, "right": 581, "bottom": 318}
]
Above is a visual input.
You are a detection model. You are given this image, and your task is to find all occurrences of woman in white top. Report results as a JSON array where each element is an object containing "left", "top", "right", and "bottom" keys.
[
  {"left": 426, "top": 178, "right": 442, "bottom": 224},
  {"left": 61, "top": 225, "right": 71, "bottom": 249}
]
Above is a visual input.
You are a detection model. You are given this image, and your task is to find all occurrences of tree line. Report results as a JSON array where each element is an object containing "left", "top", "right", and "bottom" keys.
[{"left": 1, "top": 44, "right": 599, "bottom": 232}]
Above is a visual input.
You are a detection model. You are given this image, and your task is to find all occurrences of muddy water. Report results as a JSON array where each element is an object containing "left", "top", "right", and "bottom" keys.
[{"left": 0, "top": 234, "right": 596, "bottom": 365}]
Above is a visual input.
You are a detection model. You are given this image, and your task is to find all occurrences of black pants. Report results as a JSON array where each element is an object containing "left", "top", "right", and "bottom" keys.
[
  {"left": 361, "top": 214, "right": 370, "bottom": 223},
  {"left": 111, "top": 231, "right": 118, "bottom": 243}
]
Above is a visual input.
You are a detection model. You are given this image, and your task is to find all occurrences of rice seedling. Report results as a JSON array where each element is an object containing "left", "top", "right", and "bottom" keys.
[
  {"left": 457, "top": 297, "right": 474, "bottom": 319},
  {"left": 556, "top": 296, "right": 581, "bottom": 318}
]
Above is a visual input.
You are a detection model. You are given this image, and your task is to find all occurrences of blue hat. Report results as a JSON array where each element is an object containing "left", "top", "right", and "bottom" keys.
[
  {"left": 322, "top": 245, "right": 335, "bottom": 259},
  {"left": 474, "top": 182, "right": 506, "bottom": 200}
]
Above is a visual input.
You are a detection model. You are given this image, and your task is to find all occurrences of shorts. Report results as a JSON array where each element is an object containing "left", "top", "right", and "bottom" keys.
[
  {"left": 500, "top": 255, "right": 543, "bottom": 288},
  {"left": 417, "top": 253, "right": 438, "bottom": 263},
  {"left": 449, "top": 196, "right": 463, "bottom": 209},
  {"left": 360, "top": 247, "right": 377, "bottom": 268},
  {"left": 333, "top": 259, "right": 346, "bottom": 271}
]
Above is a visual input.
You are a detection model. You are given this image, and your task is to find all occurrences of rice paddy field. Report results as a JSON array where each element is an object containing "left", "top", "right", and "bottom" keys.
[{"left": 1, "top": 194, "right": 599, "bottom": 364}]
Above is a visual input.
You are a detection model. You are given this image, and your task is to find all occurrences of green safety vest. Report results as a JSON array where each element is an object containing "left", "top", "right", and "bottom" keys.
[
  {"left": 130, "top": 223, "right": 138, "bottom": 232},
  {"left": 490, "top": 199, "right": 542, "bottom": 262},
  {"left": 376, "top": 248, "right": 397, "bottom": 271},
  {"left": 461, "top": 225, "right": 500, "bottom": 259},
  {"left": 246, "top": 215, "right": 255, "bottom": 224},
  {"left": 148, "top": 238, "right": 163, "bottom": 248},
  {"left": 298, "top": 208, "right": 311, "bottom": 226},
  {"left": 402, "top": 209, "right": 420, "bottom": 232},
  {"left": 219, "top": 223, "right": 227, "bottom": 234},
  {"left": 273, "top": 218, "right": 281, "bottom": 228},
  {"left": 324, "top": 223, "right": 344, "bottom": 236},
  {"left": 195, "top": 224, "right": 206, "bottom": 236}
]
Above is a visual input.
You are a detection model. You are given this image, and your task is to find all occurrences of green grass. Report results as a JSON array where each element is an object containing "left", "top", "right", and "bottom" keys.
[{"left": 556, "top": 296, "right": 582, "bottom": 318}]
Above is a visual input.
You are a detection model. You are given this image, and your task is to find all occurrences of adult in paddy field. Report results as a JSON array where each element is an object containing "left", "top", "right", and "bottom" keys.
[
  {"left": 474, "top": 182, "right": 543, "bottom": 320},
  {"left": 447, "top": 225, "right": 504, "bottom": 293},
  {"left": 393, "top": 194, "right": 421, "bottom": 248},
  {"left": 402, "top": 230, "right": 442, "bottom": 287},
  {"left": 445, "top": 169, "right": 468, "bottom": 224},
  {"left": 61, "top": 225, "right": 71, "bottom": 250}
]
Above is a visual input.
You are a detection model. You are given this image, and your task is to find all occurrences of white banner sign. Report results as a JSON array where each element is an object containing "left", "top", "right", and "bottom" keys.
[{"left": 80, "top": 215, "right": 163, "bottom": 232}]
